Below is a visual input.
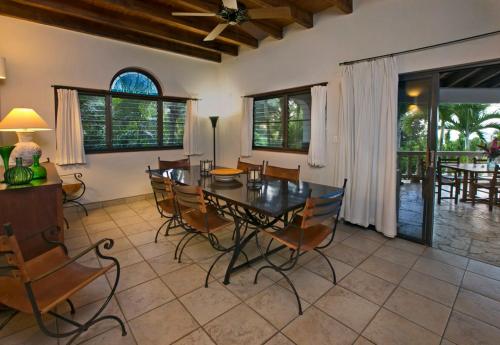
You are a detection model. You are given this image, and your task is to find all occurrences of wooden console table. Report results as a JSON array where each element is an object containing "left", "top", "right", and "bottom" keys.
[{"left": 0, "top": 162, "right": 64, "bottom": 260}]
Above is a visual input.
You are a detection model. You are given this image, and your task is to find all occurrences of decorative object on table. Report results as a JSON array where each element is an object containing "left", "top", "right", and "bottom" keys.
[
  {"left": 478, "top": 138, "right": 499, "bottom": 171},
  {"left": 210, "top": 168, "right": 242, "bottom": 182},
  {"left": 209, "top": 116, "right": 219, "bottom": 167},
  {"left": 4, "top": 157, "right": 34, "bottom": 185},
  {"left": 0, "top": 145, "right": 15, "bottom": 181},
  {"left": 61, "top": 172, "right": 88, "bottom": 217},
  {"left": 200, "top": 160, "right": 213, "bottom": 176},
  {"left": 29, "top": 154, "right": 47, "bottom": 179},
  {"left": 0, "top": 57, "right": 6, "bottom": 80},
  {"left": 0, "top": 108, "right": 52, "bottom": 166},
  {"left": 247, "top": 166, "right": 263, "bottom": 189}
]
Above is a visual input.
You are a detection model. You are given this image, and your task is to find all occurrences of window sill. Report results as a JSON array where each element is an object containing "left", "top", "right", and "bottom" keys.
[
  {"left": 252, "top": 147, "right": 308, "bottom": 155},
  {"left": 85, "top": 146, "right": 183, "bottom": 154}
]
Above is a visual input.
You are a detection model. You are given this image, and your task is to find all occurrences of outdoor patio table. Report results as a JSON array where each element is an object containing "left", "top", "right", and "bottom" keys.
[
  {"left": 148, "top": 165, "right": 343, "bottom": 285},
  {"left": 442, "top": 163, "right": 495, "bottom": 202}
]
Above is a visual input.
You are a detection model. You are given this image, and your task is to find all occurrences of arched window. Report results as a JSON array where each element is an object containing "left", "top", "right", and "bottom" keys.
[
  {"left": 75, "top": 68, "right": 187, "bottom": 153},
  {"left": 110, "top": 69, "right": 161, "bottom": 96}
]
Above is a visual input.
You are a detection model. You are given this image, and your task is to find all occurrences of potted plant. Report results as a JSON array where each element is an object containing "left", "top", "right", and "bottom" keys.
[{"left": 478, "top": 137, "right": 499, "bottom": 170}]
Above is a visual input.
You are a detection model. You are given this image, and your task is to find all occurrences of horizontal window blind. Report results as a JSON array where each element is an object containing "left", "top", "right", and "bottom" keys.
[
  {"left": 79, "top": 94, "right": 107, "bottom": 151},
  {"left": 163, "top": 101, "right": 186, "bottom": 147},
  {"left": 253, "top": 97, "right": 284, "bottom": 148},
  {"left": 287, "top": 93, "right": 311, "bottom": 150}
]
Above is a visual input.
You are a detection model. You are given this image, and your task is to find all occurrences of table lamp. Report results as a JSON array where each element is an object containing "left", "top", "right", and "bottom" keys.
[{"left": 0, "top": 108, "right": 51, "bottom": 165}]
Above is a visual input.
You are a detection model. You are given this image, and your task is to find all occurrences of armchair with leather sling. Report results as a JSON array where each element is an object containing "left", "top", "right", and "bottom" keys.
[
  {"left": 253, "top": 179, "right": 347, "bottom": 315},
  {"left": 0, "top": 223, "right": 125, "bottom": 344}
]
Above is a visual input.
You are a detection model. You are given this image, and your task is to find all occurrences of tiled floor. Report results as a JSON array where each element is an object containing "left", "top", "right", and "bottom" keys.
[{"left": 2, "top": 199, "right": 500, "bottom": 345}]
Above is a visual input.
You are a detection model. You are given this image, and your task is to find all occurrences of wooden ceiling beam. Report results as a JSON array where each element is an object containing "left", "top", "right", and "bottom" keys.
[
  {"left": 80, "top": 0, "right": 258, "bottom": 48},
  {"left": 244, "top": 0, "right": 313, "bottom": 28},
  {"left": 9, "top": 0, "right": 239, "bottom": 56},
  {"left": 0, "top": 1, "right": 221, "bottom": 62},
  {"left": 324, "top": 0, "right": 353, "bottom": 14}
]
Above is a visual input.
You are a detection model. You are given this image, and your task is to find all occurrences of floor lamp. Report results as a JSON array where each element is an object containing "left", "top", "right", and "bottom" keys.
[{"left": 209, "top": 116, "right": 219, "bottom": 167}]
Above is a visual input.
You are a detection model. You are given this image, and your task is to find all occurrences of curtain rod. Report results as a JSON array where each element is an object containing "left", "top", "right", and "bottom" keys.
[
  {"left": 243, "top": 82, "right": 328, "bottom": 98},
  {"left": 339, "top": 29, "right": 500, "bottom": 66},
  {"left": 51, "top": 85, "right": 200, "bottom": 100}
]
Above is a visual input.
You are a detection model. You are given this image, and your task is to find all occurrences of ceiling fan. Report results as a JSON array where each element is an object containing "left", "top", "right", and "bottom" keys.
[{"left": 172, "top": 0, "right": 292, "bottom": 41}]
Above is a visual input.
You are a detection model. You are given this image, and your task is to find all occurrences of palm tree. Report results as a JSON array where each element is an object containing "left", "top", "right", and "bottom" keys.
[{"left": 439, "top": 104, "right": 500, "bottom": 150}]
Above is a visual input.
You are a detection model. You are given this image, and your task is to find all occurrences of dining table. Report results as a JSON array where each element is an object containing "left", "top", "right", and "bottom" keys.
[
  {"left": 442, "top": 162, "right": 495, "bottom": 201},
  {"left": 148, "top": 165, "right": 344, "bottom": 285}
]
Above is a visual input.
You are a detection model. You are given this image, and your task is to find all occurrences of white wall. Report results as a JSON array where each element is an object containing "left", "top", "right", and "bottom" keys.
[
  {"left": 0, "top": 15, "right": 221, "bottom": 202},
  {"left": 1, "top": 0, "right": 500, "bottom": 202},
  {"left": 217, "top": 0, "right": 500, "bottom": 185}
]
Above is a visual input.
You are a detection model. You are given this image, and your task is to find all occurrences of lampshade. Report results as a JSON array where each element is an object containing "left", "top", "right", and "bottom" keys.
[
  {"left": 0, "top": 57, "right": 5, "bottom": 79},
  {"left": 0, "top": 108, "right": 51, "bottom": 132}
]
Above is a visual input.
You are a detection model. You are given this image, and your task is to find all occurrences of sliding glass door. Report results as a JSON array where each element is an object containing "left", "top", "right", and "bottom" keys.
[{"left": 396, "top": 73, "right": 439, "bottom": 244}]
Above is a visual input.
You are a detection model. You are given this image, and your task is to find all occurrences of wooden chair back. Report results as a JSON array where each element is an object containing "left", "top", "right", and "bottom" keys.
[
  {"left": 149, "top": 172, "right": 175, "bottom": 202},
  {"left": 473, "top": 157, "right": 488, "bottom": 164},
  {"left": 237, "top": 158, "right": 264, "bottom": 173},
  {"left": 437, "top": 157, "right": 459, "bottom": 178},
  {"left": 158, "top": 156, "right": 190, "bottom": 170},
  {"left": 264, "top": 161, "right": 300, "bottom": 181},
  {"left": 173, "top": 185, "right": 207, "bottom": 213},
  {"left": 300, "top": 179, "right": 347, "bottom": 229}
]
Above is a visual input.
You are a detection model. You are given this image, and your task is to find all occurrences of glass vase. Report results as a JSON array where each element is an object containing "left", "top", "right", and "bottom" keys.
[
  {"left": 4, "top": 157, "right": 34, "bottom": 185},
  {"left": 0, "top": 145, "right": 15, "bottom": 182},
  {"left": 30, "top": 154, "right": 47, "bottom": 179},
  {"left": 487, "top": 157, "right": 497, "bottom": 171}
]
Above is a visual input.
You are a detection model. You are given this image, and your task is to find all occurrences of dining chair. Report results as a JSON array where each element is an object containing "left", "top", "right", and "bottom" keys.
[
  {"left": 436, "top": 157, "right": 461, "bottom": 204},
  {"left": 264, "top": 161, "right": 300, "bottom": 182},
  {"left": 148, "top": 167, "right": 183, "bottom": 242},
  {"left": 471, "top": 165, "right": 499, "bottom": 211},
  {"left": 158, "top": 156, "right": 190, "bottom": 170},
  {"left": 254, "top": 179, "right": 347, "bottom": 315},
  {"left": 0, "top": 223, "right": 126, "bottom": 344},
  {"left": 237, "top": 158, "right": 264, "bottom": 172},
  {"left": 60, "top": 172, "right": 88, "bottom": 230}
]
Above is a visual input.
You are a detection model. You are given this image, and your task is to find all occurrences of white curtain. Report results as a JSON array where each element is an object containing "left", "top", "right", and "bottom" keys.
[
  {"left": 334, "top": 57, "right": 398, "bottom": 237},
  {"left": 183, "top": 99, "right": 201, "bottom": 156},
  {"left": 308, "top": 85, "right": 327, "bottom": 167},
  {"left": 241, "top": 97, "right": 253, "bottom": 157},
  {"left": 55, "top": 89, "right": 86, "bottom": 165}
]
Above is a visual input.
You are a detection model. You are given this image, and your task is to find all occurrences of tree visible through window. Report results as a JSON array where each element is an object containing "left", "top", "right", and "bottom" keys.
[
  {"left": 77, "top": 69, "right": 186, "bottom": 153},
  {"left": 253, "top": 90, "right": 311, "bottom": 152}
]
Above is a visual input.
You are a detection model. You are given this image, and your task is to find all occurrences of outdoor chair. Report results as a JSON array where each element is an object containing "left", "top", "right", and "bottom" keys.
[
  {"left": 436, "top": 157, "right": 461, "bottom": 204},
  {"left": 471, "top": 165, "right": 499, "bottom": 211}
]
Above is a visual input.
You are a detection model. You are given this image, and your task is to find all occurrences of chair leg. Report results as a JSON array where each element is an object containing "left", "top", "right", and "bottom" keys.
[
  {"left": 205, "top": 250, "right": 231, "bottom": 288},
  {"left": 178, "top": 233, "right": 199, "bottom": 263},
  {"left": 154, "top": 218, "right": 170, "bottom": 243},
  {"left": 174, "top": 231, "right": 192, "bottom": 260},
  {"left": 254, "top": 265, "right": 303, "bottom": 315},
  {"left": 66, "top": 299, "right": 76, "bottom": 315},
  {"left": 437, "top": 183, "right": 442, "bottom": 204},
  {"left": 314, "top": 249, "right": 336, "bottom": 284},
  {"left": 0, "top": 309, "right": 19, "bottom": 330},
  {"left": 64, "top": 217, "right": 70, "bottom": 230}
]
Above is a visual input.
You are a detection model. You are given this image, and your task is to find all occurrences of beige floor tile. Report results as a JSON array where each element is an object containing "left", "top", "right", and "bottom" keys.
[
  {"left": 161, "top": 264, "right": 211, "bottom": 297},
  {"left": 129, "top": 300, "right": 198, "bottom": 345},
  {"left": 137, "top": 241, "right": 176, "bottom": 260},
  {"left": 127, "top": 230, "right": 157, "bottom": 246},
  {"left": 263, "top": 333, "right": 295, "bottom": 345},
  {"left": 179, "top": 282, "right": 240, "bottom": 325},
  {"left": 440, "top": 340, "right": 457, "bottom": 345},
  {"left": 303, "top": 255, "right": 353, "bottom": 282},
  {"left": 400, "top": 270, "right": 459, "bottom": 307},
  {"left": 107, "top": 261, "right": 157, "bottom": 292},
  {"left": 82, "top": 214, "right": 112, "bottom": 227},
  {"left": 444, "top": 311, "right": 500, "bottom": 345},
  {"left": 384, "top": 238, "right": 426, "bottom": 255},
  {"left": 316, "top": 285, "right": 379, "bottom": 332},
  {"left": 78, "top": 325, "right": 136, "bottom": 345},
  {"left": 0, "top": 325, "right": 58, "bottom": 345},
  {"left": 173, "top": 328, "right": 215, "bottom": 345},
  {"left": 454, "top": 289, "right": 500, "bottom": 328},
  {"left": 384, "top": 287, "right": 451, "bottom": 335},
  {"left": 105, "top": 204, "right": 132, "bottom": 214},
  {"left": 246, "top": 284, "right": 310, "bottom": 329},
  {"left": 109, "top": 209, "right": 138, "bottom": 219},
  {"left": 182, "top": 240, "right": 219, "bottom": 262},
  {"left": 224, "top": 267, "right": 274, "bottom": 300},
  {"left": 103, "top": 237, "right": 134, "bottom": 255},
  {"left": 353, "top": 337, "right": 376, "bottom": 345},
  {"left": 277, "top": 267, "right": 333, "bottom": 303},
  {"left": 362, "top": 308, "right": 441, "bottom": 345},
  {"left": 324, "top": 243, "right": 370, "bottom": 267},
  {"left": 342, "top": 235, "right": 382, "bottom": 254},
  {"left": 339, "top": 269, "right": 396, "bottom": 305},
  {"left": 101, "top": 247, "right": 144, "bottom": 269},
  {"left": 205, "top": 304, "right": 276, "bottom": 345},
  {"left": 467, "top": 259, "right": 500, "bottom": 281},
  {"left": 120, "top": 221, "right": 155, "bottom": 236},
  {"left": 65, "top": 226, "right": 87, "bottom": 239},
  {"left": 88, "top": 228, "right": 125, "bottom": 243},
  {"left": 358, "top": 256, "right": 409, "bottom": 284},
  {"left": 114, "top": 215, "right": 146, "bottom": 227},
  {"left": 373, "top": 245, "right": 419, "bottom": 268},
  {"left": 85, "top": 220, "right": 118, "bottom": 234},
  {"left": 65, "top": 234, "right": 91, "bottom": 251},
  {"left": 333, "top": 228, "right": 354, "bottom": 242},
  {"left": 352, "top": 229, "right": 388, "bottom": 243},
  {"left": 0, "top": 311, "right": 39, "bottom": 338},
  {"left": 283, "top": 306, "right": 357, "bottom": 345},
  {"left": 71, "top": 276, "right": 111, "bottom": 308},
  {"left": 462, "top": 271, "right": 500, "bottom": 302},
  {"left": 117, "top": 278, "right": 175, "bottom": 320},
  {"left": 422, "top": 247, "right": 469, "bottom": 269},
  {"left": 148, "top": 253, "right": 193, "bottom": 276},
  {"left": 413, "top": 257, "right": 465, "bottom": 285}
]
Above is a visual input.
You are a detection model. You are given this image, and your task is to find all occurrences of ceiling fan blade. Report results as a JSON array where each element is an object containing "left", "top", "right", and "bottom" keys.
[
  {"left": 172, "top": 12, "right": 217, "bottom": 16},
  {"left": 222, "top": 0, "right": 238, "bottom": 10},
  {"left": 204, "top": 23, "right": 229, "bottom": 41},
  {"left": 247, "top": 7, "right": 292, "bottom": 19}
]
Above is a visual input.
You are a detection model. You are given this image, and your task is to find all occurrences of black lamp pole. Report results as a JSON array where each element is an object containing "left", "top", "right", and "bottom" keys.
[{"left": 209, "top": 116, "right": 219, "bottom": 167}]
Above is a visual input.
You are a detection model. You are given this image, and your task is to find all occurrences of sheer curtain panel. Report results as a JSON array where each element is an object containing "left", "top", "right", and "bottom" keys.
[
  {"left": 308, "top": 85, "right": 327, "bottom": 167},
  {"left": 183, "top": 99, "right": 201, "bottom": 156},
  {"left": 241, "top": 97, "right": 253, "bottom": 157}
]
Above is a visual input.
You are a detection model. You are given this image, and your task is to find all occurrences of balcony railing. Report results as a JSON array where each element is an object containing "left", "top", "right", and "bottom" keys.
[{"left": 398, "top": 151, "right": 485, "bottom": 181}]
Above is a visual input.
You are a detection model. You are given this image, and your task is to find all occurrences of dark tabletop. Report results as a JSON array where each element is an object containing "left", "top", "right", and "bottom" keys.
[
  {"left": 442, "top": 163, "right": 496, "bottom": 173},
  {"left": 149, "top": 166, "right": 343, "bottom": 218}
]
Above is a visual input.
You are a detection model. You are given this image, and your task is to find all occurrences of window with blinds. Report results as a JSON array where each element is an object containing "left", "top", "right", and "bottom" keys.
[
  {"left": 79, "top": 94, "right": 107, "bottom": 151},
  {"left": 163, "top": 101, "right": 186, "bottom": 147},
  {"left": 253, "top": 90, "right": 311, "bottom": 152}
]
